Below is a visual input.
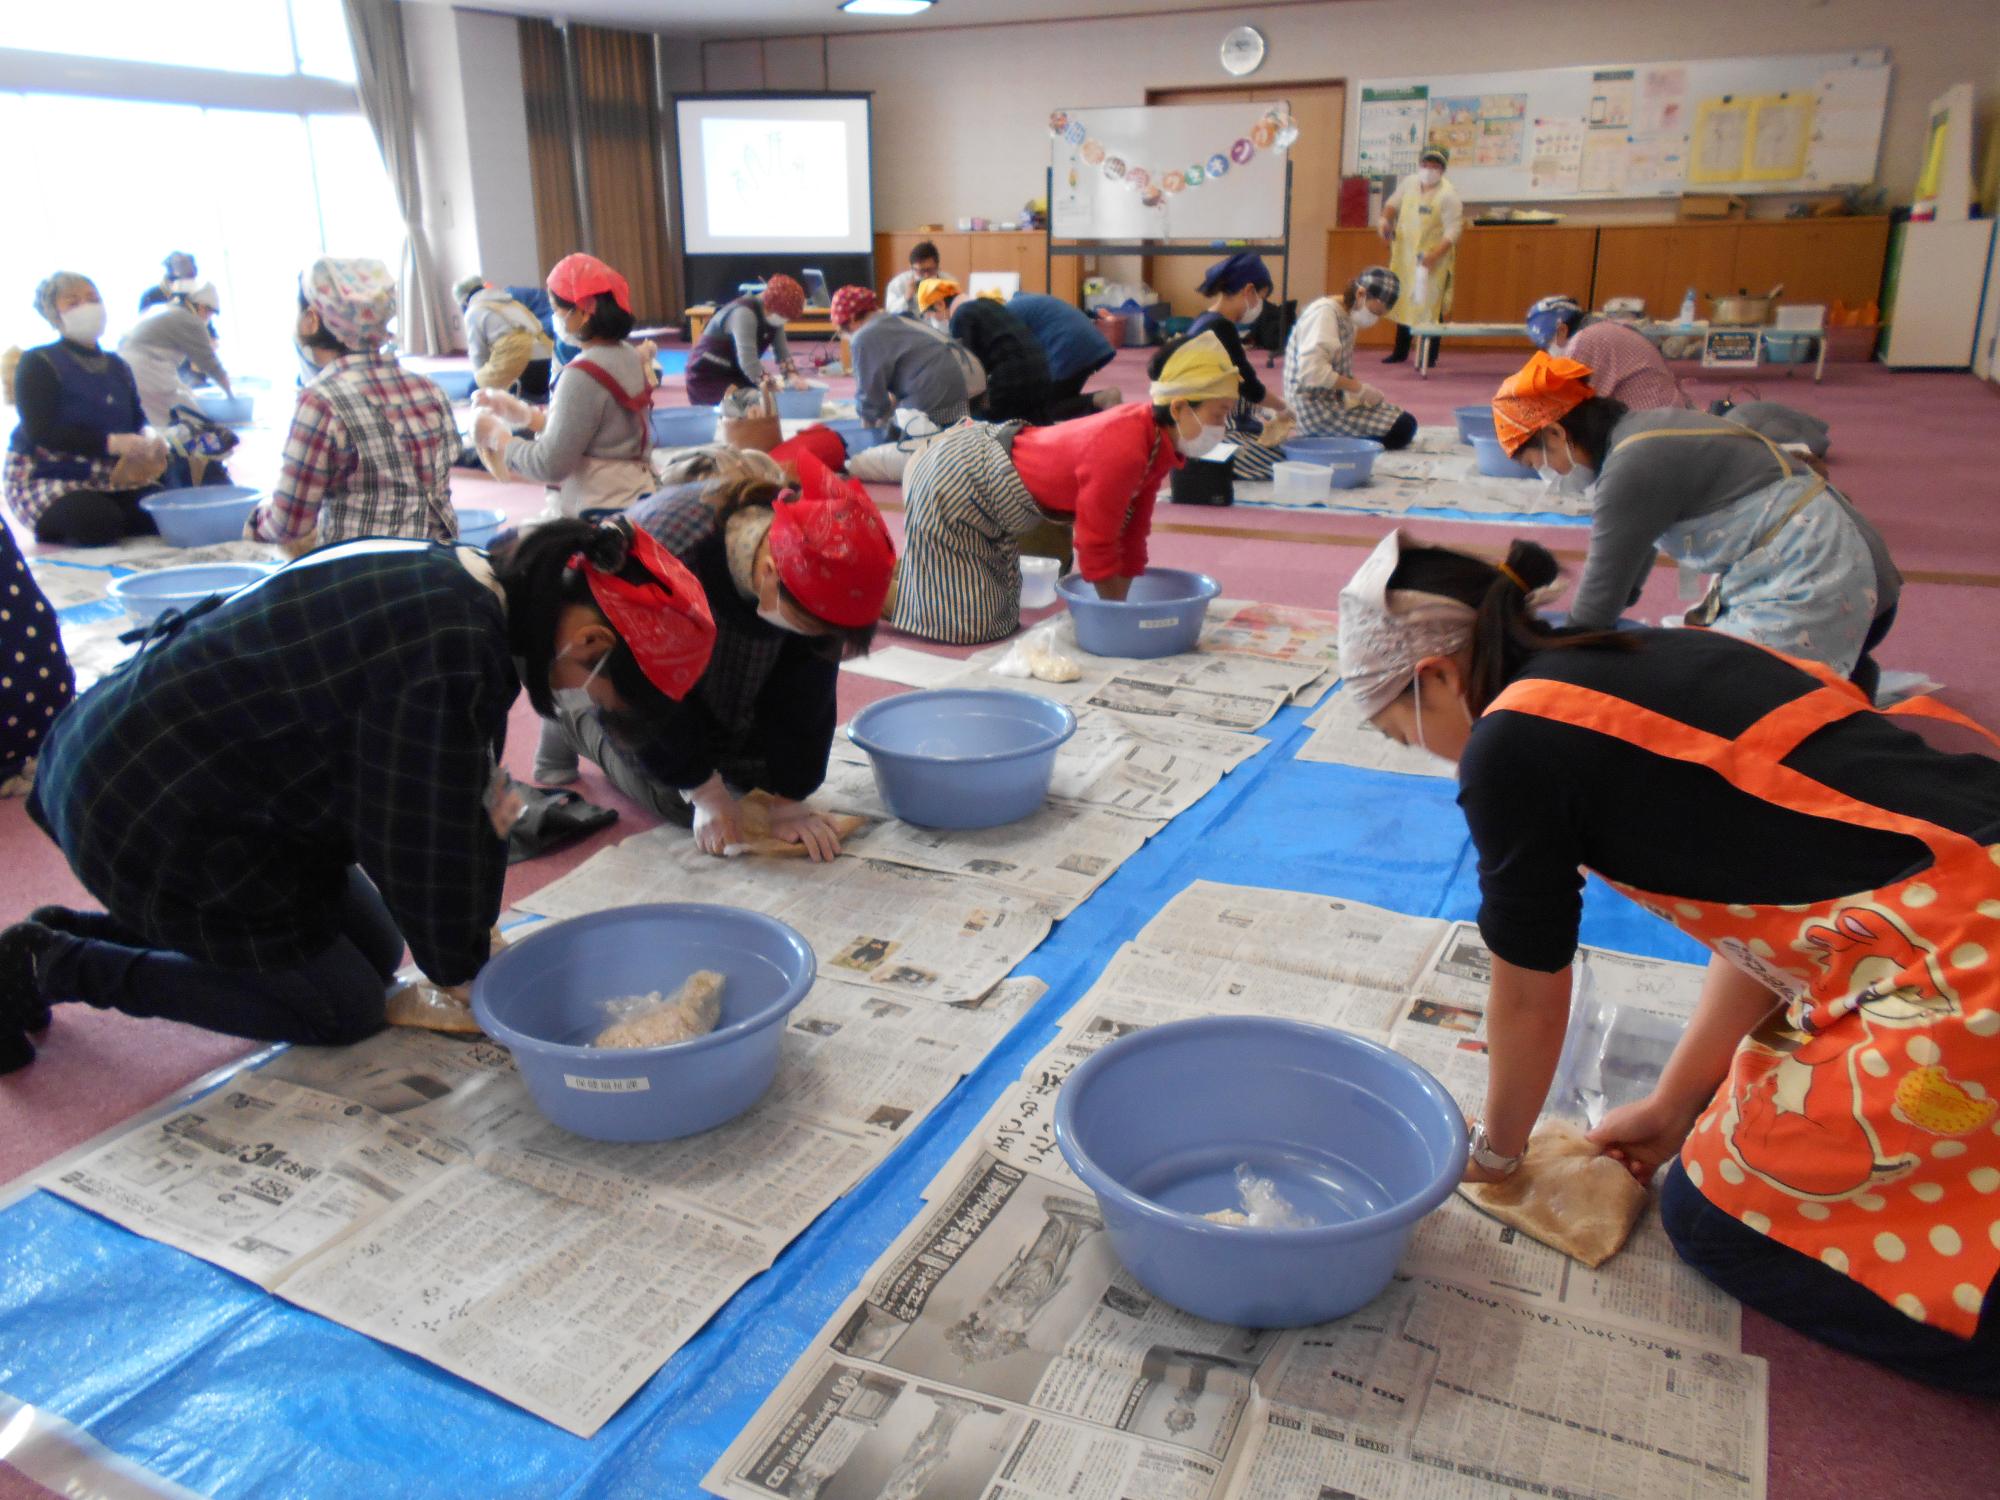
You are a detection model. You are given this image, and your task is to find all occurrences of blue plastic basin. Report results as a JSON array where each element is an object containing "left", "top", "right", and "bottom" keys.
[
  {"left": 194, "top": 393, "right": 254, "bottom": 426},
  {"left": 430, "top": 369, "right": 478, "bottom": 401},
  {"left": 1055, "top": 1015, "right": 1468, "bottom": 1327},
  {"left": 772, "top": 384, "right": 828, "bottom": 420},
  {"left": 1454, "top": 404, "right": 1497, "bottom": 444},
  {"left": 1057, "top": 567, "right": 1219, "bottom": 658},
  {"left": 649, "top": 406, "right": 718, "bottom": 447},
  {"left": 107, "top": 563, "right": 272, "bottom": 625},
  {"left": 847, "top": 688, "right": 1076, "bottom": 829},
  {"left": 1471, "top": 433, "right": 1538, "bottom": 480},
  {"left": 455, "top": 507, "right": 506, "bottom": 548},
  {"left": 1281, "top": 436, "right": 1382, "bottom": 488},
  {"left": 470, "top": 903, "right": 817, "bottom": 1142},
  {"left": 138, "top": 484, "right": 264, "bottom": 547},
  {"left": 823, "top": 417, "right": 891, "bottom": 457}
]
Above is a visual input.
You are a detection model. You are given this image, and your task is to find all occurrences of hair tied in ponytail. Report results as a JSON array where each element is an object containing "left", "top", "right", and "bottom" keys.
[{"left": 1494, "top": 561, "right": 1529, "bottom": 592}]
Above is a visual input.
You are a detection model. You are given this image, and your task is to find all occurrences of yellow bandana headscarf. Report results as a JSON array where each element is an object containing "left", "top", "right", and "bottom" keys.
[
  {"left": 916, "top": 277, "right": 960, "bottom": 313},
  {"left": 1147, "top": 330, "right": 1242, "bottom": 405}
]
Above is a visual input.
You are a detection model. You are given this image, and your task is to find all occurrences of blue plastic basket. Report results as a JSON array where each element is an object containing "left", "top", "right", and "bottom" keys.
[
  {"left": 454, "top": 507, "right": 506, "bottom": 548},
  {"left": 846, "top": 688, "right": 1076, "bottom": 829},
  {"left": 1471, "top": 433, "right": 1538, "bottom": 479},
  {"left": 1280, "top": 435, "right": 1382, "bottom": 488},
  {"left": 471, "top": 903, "right": 817, "bottom": 1142},
  {"left": 1454, "top": 404, "right": 1497, "bottom": 444},
  {"left": 648, "top": 406, "right": 718, "bottom": 447},
  {"left": 429, "top": 369, "right": 478, "bottom": 401},
  {"left": 1055, "top": 1015, "right": 1468, "bottom": 1327},
  {"left": 107, "top": 563, "right": 272, "bottom": 626},
  {"left": 193, "top": 393, "right": 254, "bottom": 426},
  {"left": 1058, "top": 567, "right": 1219, "bottom": 658},
  {"left": 823, "top": 418, "right": 892, "bottom": 457},
  {"left": 138, "top": 484, "right": 264, "bottom": 547},
  {"left": 772, "top": 383, "right": 829, "bottom": 420}
]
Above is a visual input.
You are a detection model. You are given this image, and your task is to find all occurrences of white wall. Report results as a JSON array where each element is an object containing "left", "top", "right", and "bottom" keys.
[
  {"left": 404, "top": 0, "right": 479, "bottom": 301},
  {"left": 818, "top": 0, "right": 2000, "bottom": 229}
]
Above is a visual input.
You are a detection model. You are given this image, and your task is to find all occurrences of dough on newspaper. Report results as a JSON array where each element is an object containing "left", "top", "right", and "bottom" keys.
[
  {"left": 593, "top": 970, "right": 727, "bottom": 1049},
  {"left": 1458, "top": 1121, "right": 1649, "bottom": 1268},
  {"left": 728, "top": 789, "right": 868, "bottom": 858}
]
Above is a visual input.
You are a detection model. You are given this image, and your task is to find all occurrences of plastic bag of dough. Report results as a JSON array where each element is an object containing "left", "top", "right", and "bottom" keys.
[
  {"left": 991, "top": 622, "right": 1080, "bottom": 684},
  {"left": 1457, "top": 1120, "right": 1649, "bottom": 1268},
  {"left": 721, "top": 789, "right": 868, "bottom": 859},
  {"left": 383, "top": 927, "right": 508, "bottom": 1034},
  {"left": 593, "top": 969, "right": 726, "bottom": 1049}
]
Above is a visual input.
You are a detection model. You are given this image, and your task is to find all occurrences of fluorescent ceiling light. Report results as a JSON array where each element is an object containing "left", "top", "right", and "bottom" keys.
[{"left": 839, "top": 0, "right": 935, "bottom": 15}]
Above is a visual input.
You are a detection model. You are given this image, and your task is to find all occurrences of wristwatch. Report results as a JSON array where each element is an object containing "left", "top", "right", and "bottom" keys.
[{"left": 1468, "top": 1121, "right": 1525, "bottom": 1175}]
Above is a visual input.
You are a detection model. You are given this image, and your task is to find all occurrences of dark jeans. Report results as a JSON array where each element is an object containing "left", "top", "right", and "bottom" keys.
[
  {"left": 1660, "top": 1162, "right": 1999, "bottom": 1393},
  {"left": 34, "top": 488, "right": 158, "bottom": 547},
  {"left": 1380, "top": 410, "right": 1420, "bottom": 450},
  {"left": 1387, "top": 323, "right": 1439, "bottom": 367},
  {"left": 1851, "top": 602, "right": 1898, "bottom": 702},
  {"left": 685, "top": 357, "right": 754, "bottom": 408},
  {"left": 38, "top": 868, "right": 405, "bottom": 1046},
  {"left": 1046, "top": 353, "right": 1117, "bottom": 422}
]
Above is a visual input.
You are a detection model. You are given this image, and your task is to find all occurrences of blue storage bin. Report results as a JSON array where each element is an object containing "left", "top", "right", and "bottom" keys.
[
  {"left": 1280, "top": 436, "right": 1382, "bottom": 488},
  {"left": 846, "top": 689, "right": 1076, "bottom": 829},
  {"left": 1055, "top": 1015, "right": 1467, "bottom": 1327},
  {"left": 138, "top": 484, "right": 264, "bottom": 547},
  {"left": 471, "top": 903, "right": 816, "bottom": 1142},
  {"left": 1470, "top": 433, "right": 1538, "bottom": 480},
  {"left": 107, "top": 563, "right": 272, "bottom": 626},
  {"left": 1058, "top": 567, "right": 1219, "bottom": 658},
  {"left": 649, "top": 406, "right": 719, "bottom": 447},
  {"left": 823, "top": 418, "right": 891, "bottom": 457},
  {"left": 772, "top": 383, "right": 829, "bottom": 420},
  {"left": 1760, "top": 330, "right": 1817, "bottom": 364}
]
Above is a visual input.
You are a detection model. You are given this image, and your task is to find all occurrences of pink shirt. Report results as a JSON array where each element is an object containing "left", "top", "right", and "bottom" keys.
[{"left": 1568, "top": 322, "right": 1692, "bottom": 413}]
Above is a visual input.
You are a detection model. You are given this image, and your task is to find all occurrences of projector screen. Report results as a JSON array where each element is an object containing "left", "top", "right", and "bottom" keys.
[{"left": 677, "top": 95, "right": 873, "bottom": 255}]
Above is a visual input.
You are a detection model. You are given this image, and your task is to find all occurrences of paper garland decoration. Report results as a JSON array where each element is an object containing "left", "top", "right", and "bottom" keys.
[{"left": 1048, "top": 105, "right": 1298, "bottom": 197}]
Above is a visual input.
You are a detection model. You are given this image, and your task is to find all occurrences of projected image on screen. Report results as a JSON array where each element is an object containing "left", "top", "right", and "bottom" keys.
[{"left": 702, "top": 118, "right": 850, "bottom": 240}]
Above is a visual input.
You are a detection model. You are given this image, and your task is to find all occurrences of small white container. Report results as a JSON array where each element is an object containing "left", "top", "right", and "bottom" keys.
[
  {"left": 1271, "top": 461, "right": 1332, "bottom": 501},
  {"left": 1020, "top": 555, "right": 1062, "bottom": 608}
]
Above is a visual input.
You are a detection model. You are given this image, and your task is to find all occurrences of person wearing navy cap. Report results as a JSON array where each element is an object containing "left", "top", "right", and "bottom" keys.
[{"left": 1186, "top": 252, "right": 1289, "bottom": 481}]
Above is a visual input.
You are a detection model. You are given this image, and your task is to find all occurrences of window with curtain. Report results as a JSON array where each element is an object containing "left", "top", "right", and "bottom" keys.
[{"left": 0, "top": 1, "right": 399, "bottom": 382}]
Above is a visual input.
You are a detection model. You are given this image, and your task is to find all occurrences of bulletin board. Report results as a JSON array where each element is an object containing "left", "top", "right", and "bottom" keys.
[
  {"left": 1352, "top": 49, "right": 1890, "bottom": 202},
  {"left": 1049, "top": 100, "right": 1294, "bottom": 241}
]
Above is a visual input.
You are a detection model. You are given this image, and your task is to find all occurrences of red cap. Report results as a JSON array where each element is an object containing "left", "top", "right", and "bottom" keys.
[
  {"left": 829, "top": 285, "right": 878, "bottom": 330},
  {"left": 769, "top": 454, "right": 896, "bottom": 628},
  {"left": 761, "top": 274, "right": 805, "bottom": 321},
  {"left": 769, "top": 425, "right": 850, "bottom": 476},
  {"left": 571, "top": 525, "right": 715, "bottom": 699},
  {"left": 547, "top": 252, "right": 632, "bottom": 315}
]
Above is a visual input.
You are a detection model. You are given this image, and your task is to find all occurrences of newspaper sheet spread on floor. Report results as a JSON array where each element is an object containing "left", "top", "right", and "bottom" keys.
[
  {"left": 1295, "top": 684, "right": 1456, "bottom": 778},
  {"left": 707, "top": 882, "right": 1767, "bottom": 1500},
  {"left": 37, "top": 972, "right": 1044, "bottom": 1437},
  {"left": 1232, "top": 426, "right": 1592, "bottom": 517}
]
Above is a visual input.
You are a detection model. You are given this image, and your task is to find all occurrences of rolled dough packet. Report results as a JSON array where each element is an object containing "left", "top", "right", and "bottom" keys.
[{"left": 1458, "top": 1121, "right": 1650, "bottom": 1268}]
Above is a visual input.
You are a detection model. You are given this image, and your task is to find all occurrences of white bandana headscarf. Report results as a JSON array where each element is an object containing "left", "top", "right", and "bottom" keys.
[{"left": 1337, "top": 530, "right": 1477, "bottom": 717}]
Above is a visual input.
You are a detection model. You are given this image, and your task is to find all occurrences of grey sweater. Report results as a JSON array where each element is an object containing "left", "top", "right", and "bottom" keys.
[
  {"left": 850, "top": 313, "right": 970, "bottom": 428},
  {"left": 1569, "top": 409, "right": 1898, "bottom": 628},
  {"left": 503, "top": 343, "right": 649, "bottom": 483}
]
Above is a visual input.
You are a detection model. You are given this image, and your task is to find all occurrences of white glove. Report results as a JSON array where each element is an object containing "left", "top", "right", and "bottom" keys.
[
  {"left": 1349, "top": 382, "right": 1386, "bottom": 408},
  {"left": 472, "top": 388, "right": 532, "bottom": 427},
  {"left": 689, "top": 776, "right": 744, "bottom": 857},
  {"left": 472, "top": 410, "right": 515, "bottom": 454}
]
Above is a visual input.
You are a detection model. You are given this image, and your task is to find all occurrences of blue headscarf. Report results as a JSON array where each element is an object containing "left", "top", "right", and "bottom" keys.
[{"left": 1199, "top": 252, "right": 1272, "bottom": 297}]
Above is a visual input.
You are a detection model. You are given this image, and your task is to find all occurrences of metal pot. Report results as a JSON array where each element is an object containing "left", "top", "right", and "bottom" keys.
[{"left": 1708, "top": 283, "right": 1785, "bottom": 325}]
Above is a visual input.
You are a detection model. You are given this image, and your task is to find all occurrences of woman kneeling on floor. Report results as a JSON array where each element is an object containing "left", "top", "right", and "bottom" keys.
[
  {"left": 887, "top": 332, "right": 1240, "bottom": 645},
  {"left": 1283, "top": 266, "right": 1417, "bottom": 450},
  {"left": 537, "top": 454, "right": 894, "bottom": 861},
  {"left": 0, "top": 519, "right": 715, "bottom": 1068},
  {"left": 1336, "top": 527, "right": 2000, "bottom": 1393}
]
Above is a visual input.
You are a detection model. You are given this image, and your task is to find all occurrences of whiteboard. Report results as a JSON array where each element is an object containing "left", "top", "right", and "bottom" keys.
[
  {"left": 1050, "top": 101, "right": 1290, "bottom": 242},
  {"left": 1352, "top": 50, "right": 1889, "bottom": 203}
]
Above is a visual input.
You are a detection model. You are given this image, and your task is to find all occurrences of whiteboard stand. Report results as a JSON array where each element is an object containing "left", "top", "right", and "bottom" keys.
[{"left": 1044, "top": 162, "right": 1295, "bottom": 368}]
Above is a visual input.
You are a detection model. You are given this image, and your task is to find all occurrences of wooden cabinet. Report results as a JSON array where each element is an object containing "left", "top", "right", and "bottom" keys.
[
  {"left": 873, "top": 230, "right": 1078, "bottom": 302},
  {"left": 1593, "top": 217, "right": 1890, "bottom": 320},
  {"left": 1592, "top": 223, "right": 1743, "bottom": 322},
  {"left": 1323, "top": 225, "right": 1595, "bottom": 347}
]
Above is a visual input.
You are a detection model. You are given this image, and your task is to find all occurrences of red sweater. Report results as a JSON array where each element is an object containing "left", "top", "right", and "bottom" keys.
[{"left": 1008, "top": 403, "right": 1181, "bottom": 582}]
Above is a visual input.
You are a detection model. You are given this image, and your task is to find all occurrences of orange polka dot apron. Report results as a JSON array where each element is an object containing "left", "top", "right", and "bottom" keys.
[{"left": 1487, "top": 659, "right": 2000, "bottom": 1336}]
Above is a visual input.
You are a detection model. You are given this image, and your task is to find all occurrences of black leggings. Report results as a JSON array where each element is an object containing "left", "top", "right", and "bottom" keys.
[
  {"left": 34, "top": 488, "right": 158, "bottom": 547},
  {"left": 1850, "top": 603, "right": 1899, "bottom": 702},
  {"left": 1379, "top": 411, "right": 1420, "bottom": 450},
  {"left": 37, "top": 868, "right": 406, "bottom": 1046}
]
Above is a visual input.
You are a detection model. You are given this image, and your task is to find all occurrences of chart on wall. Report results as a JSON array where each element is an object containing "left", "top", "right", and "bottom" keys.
[
  {"left": 1049, "top": 100, "right": 1297, "bottom": 241},
  {"left": 1354, "top": 49, "right": 1890, "bottom": 202}
]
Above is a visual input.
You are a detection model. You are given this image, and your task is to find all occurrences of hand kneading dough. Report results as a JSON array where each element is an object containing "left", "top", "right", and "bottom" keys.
[
  {"left": 728, "top": 790, "right": 869, "bottom": 859},
  {"left": 1458, "top": 1122, "right": 1649, "bottom": 1268},
  {"left": 593, "top": 970, "right": 726, "bottom": 1049}
]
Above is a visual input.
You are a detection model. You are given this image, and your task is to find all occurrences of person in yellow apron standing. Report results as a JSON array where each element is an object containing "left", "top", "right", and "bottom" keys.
[
  {"left": 1336, "top": 528, "right": 2000, "bottom": 1391},
  {"left": 1378, "top": 146, "right": 1462, "bottom": 367}
]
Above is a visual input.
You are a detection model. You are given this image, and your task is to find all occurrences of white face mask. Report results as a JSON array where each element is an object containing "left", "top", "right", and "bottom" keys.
[
  {"left": 551, "top": 646, "right": 606, "bottom": 717},
  {"left": 60, "top": 302, "right": 107, "bottom": 344},
  {"left": 1237, "top": 296, "right": 1264, "bottom": 329},
  {"left": 1349, "top": 305, "right": 1379, "bottom": 329},
  {"left": 757, "top": 602, "right": 805, "bottom": 634},
  {"left": 1178, "top": 419, "right": 1228, "bottom": 460},
  {"left": 1418, "top": 167, "right": 1443, "bottom": 188}
]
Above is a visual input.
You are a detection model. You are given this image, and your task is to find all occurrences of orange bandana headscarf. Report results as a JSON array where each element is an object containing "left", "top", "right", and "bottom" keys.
[{"left": 1491, "top": 352, "right": 1596, "bottom": 457}]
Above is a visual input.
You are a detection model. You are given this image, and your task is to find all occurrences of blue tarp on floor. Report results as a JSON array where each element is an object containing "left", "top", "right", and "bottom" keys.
[{"left": 0, "top": 700, "right": 1703, "bottom": 1498}]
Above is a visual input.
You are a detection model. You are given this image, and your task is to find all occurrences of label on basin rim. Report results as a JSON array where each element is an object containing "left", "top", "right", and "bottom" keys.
[
  {"left": 1138, "top": 617, "right": 1177, "bottom": 629},
  {"left": 563, "top": 1073, "right": 650, "bottom": 1093}
]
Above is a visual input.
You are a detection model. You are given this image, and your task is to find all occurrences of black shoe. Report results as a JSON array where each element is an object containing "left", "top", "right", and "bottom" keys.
[
  {"left": 1380, "top": 349, "right": 1409, "bottom": 364},
  {"left": 0, "top": 921, "right": 58, "bottom": 1066},
  {"left": 31, "top": 905, "right": 136, "bottom": 945}
]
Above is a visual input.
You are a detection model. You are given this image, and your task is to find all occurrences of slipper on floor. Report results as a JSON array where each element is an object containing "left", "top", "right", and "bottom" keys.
[{"left": 506, "top": 785, "right": 618, "bottom": 864}]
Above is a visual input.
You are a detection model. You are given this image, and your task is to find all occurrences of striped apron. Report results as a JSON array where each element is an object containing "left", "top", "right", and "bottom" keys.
[{"left": 889, "top": 422, "right": 1046, "bottom": 645}]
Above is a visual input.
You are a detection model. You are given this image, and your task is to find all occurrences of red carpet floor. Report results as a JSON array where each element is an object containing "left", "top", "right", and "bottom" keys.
[{"left": 1, "top": 343, "right": 1994, "bottom": 1496}]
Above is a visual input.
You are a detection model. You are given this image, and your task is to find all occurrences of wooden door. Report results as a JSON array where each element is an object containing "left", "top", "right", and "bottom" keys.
[
  {"left": 1592, "top": 224, "right": 1739, "bottom": 321},
  {"left": 1143, "top": 82, "right": 1344, "bottom": 318},
  {"left": 1731, "top": 218, "right": 1891, "bottom": 313}
]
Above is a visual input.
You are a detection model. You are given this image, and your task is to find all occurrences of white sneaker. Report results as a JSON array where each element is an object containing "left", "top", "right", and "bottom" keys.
[{"left": 1091, "top": 387, "right": 1123, "bottom": 410}]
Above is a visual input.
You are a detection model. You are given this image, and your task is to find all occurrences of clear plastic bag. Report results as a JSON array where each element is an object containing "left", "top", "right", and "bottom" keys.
[
  {"left": 1546, "top": 965, "right": 1683, "bottom": 1130},
  {"left": 592, "top": 970, "right": 726, "bottom": 1049},
  {"left": 991, "top": 622, "right": 1081, "bottom": 683},
  {"left": 1204, "top": 1163, "right": 1315, "bottom": 1229}
]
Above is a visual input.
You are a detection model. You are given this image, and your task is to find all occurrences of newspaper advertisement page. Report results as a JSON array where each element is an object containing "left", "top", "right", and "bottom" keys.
[
  {"left": 844, "top": 801, "right": 1157, "bottom": 917},
  {"left": 706, "top": 1152, "right": 1270, "bottom": 1500},
  {"left": 1296, "top": 687, "right": 1456, "bottom": 779},
  {"left": 1200, "top": 600, "right": 1341, "bottom": 674},
  {"left": 518, "top": 829, "right": 1055, "bottom": 1006},
  {"left": 1084, "top": 671, "right": 1291, "bottom": 735},
  {"left": 1137, "top": 880, "right": 1447, "bottom": 993},
  {"left": 1049, "top": 709, "right": 1266, "bottom": 821}
]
